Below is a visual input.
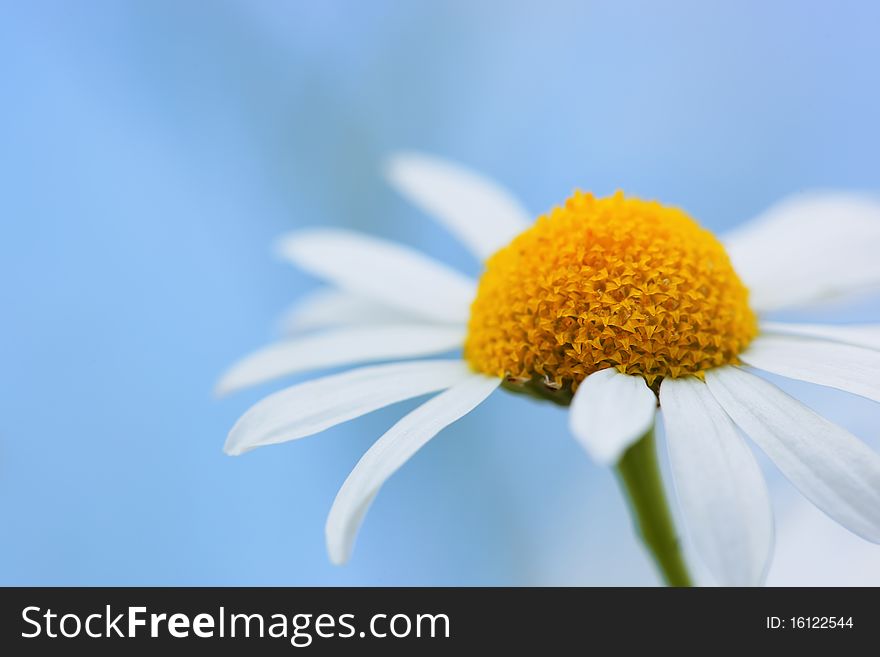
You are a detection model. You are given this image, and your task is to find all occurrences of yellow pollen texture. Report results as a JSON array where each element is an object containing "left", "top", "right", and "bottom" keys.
[{"left": 464, "top": 191, "right": 758, "bottom": 390}]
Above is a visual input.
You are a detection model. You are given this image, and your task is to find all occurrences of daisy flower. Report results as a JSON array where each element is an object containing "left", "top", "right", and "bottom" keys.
[{"left": 219, "top": 153, "right": 880, "bottom": 586}]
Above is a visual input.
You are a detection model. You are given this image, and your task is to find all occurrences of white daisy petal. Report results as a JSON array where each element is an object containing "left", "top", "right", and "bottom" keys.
[
  {"left": 224, "top": 360, "right": 473, "bottom": 455},
  {"left": 569, "top": 369, "right": 657, "bottom": 465},
  {"left": 326, "top": 373, "right": 500, "bottom": 564},
  {"left": 660, "top": 376, "right": 774, "bottom": 587},
  {"left": 216, "top": 324, "right": 465, "bottom": 396},
  {"left": 706, "top": 367, "right": 880, "bottom": 543},
  {"left": 739, "top": 334, "right": 880, "bottom": 404},
  {"left": 279, "top": 288, "right": 431, "bottom": 334},
  {"left": 277, "top": 229, "right": 477, "bottom": 323},
  {"left": 760, "top": 321, "right": 880, "bottom": 352},
  {"left": 385, "top": 152, "right": 531, "bottom": 260},
  {"left": 723, "top": 192, "right": 880, "bottom": 312}
]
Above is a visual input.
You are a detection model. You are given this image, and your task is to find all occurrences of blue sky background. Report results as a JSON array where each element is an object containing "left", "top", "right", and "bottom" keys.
[{"left": 1, "top": 0, "right": 878, "bottom": 585}]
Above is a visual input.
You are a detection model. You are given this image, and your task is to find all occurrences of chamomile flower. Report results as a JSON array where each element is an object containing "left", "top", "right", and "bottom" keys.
[{"left": 219, "top": 153, "right": 880, "bottom": 586}]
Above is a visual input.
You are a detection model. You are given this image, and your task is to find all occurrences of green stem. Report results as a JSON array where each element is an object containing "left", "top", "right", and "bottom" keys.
[{"left": 615, "top": 428, "right": 692, "bottom": 587}]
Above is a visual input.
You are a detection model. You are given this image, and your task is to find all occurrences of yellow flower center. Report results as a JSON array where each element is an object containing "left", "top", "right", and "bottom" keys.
[{"left": 464, "top": 191, "right": 758, "bottom": 395}]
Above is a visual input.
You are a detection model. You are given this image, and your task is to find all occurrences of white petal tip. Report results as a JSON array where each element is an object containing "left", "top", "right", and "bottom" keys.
[
  {"left": 382, "top": 153, "right": 405, "bottom": 179},
  {"left": 384, "top": 151, "right": 428, "bottom": 174},
  {"left": 599, "top": 447, "right": 627, "bottom": 466},
  {"left": 274, "top": 238, "right": 309, "bottom": 270},
  {"left": 223, "top": 432, "right": 250, "bottom": 455},
  {"left": 570, "top": 431, "right": 642, "bottom": 467},
  {"left": 224, "top": 423, "right": 263, "bottom": 456},
  {"left": 382, "top": 152, "right": 443, "bottom": 201},
  {"left": 328, "top": 549, "right": 350, "bottom": 567},
  {"left": 223, "top": 443, "right": 243, "bottom": 456},
  {"left": 326, "top": 523, "right": 355, "bottom": 566},
  {"left": 214, "top": 374, "right": 246, "bottom": 398},
  {"left": 273, "top": 233, "right": 298, "bottom": 258},
  {"left": 274, "top": 231, "right": 331, "bottom": 267}
]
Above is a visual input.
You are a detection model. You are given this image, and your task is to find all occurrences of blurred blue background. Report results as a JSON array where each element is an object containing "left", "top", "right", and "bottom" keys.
[{"left": 2, "top": 0, "right": 878, "bottom": 585}]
